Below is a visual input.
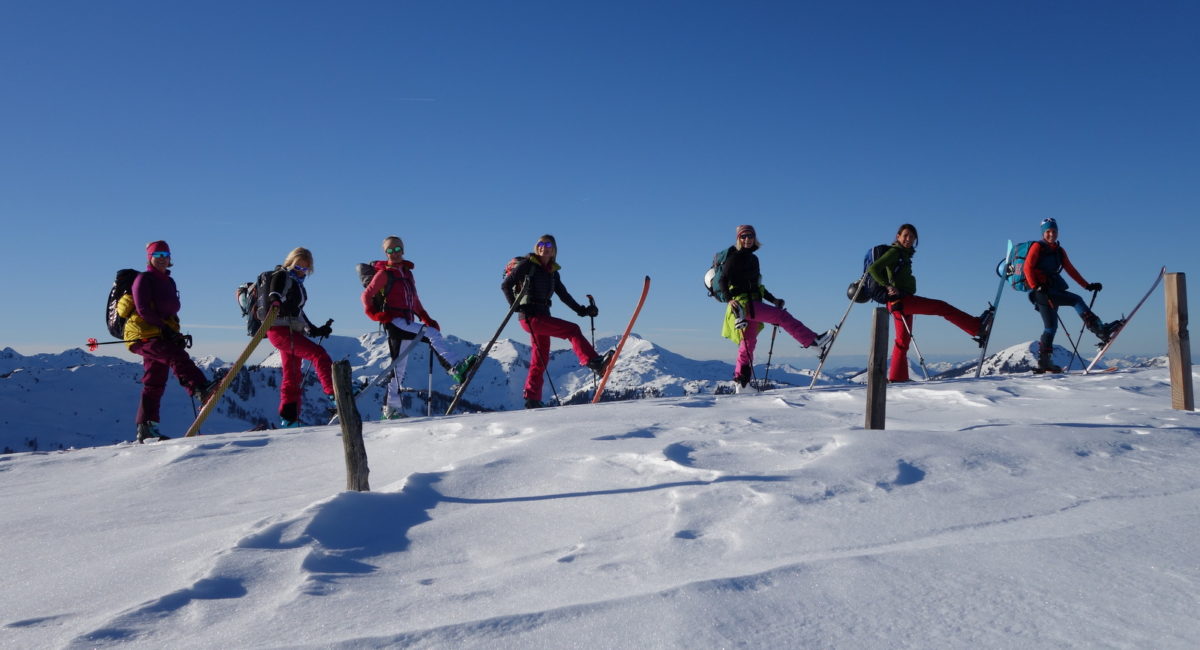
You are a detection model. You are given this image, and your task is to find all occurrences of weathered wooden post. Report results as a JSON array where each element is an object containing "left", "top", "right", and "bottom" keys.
[
  {"left": 332, "top": 360, "right": 370, "bottom": 491},
  {"left": 865, "top": 307, "right": 889, "bottom": 429},
  {"left": 1165, "top": 273, "right": 1193, "bottom": 411}
]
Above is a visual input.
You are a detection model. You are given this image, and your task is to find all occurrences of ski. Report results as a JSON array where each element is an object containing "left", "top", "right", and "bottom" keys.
[
  {"left": 445, "top": 273, "right": 533, "bottom": 416},
  {"left": 974, "top": 239, "right": 1013, "bottom": 378},
  {"left": 1083, "top": 266, "right": 1166, "bottom": 374},
  {"left": 591, "top": 276, "right": 651, "bottom": 403},
  {"left": 330, "top": 325, "right": 426, "bottom": 425},
  {"left": 809, "top": 273, "right": 866, "bottom": 388},
  {"left": 183, "top": 305, "right": 278, "bottom": 438}
]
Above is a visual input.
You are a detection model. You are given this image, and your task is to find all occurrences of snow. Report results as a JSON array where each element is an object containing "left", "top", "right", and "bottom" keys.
[{"left": 3, "top": 365, "right": 1199, "bottom": 648}]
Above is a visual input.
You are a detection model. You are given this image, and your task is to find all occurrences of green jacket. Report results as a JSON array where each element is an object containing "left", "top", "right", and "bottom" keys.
[{"left": 867, "top": 244, "right": 916, "bottom": 297}]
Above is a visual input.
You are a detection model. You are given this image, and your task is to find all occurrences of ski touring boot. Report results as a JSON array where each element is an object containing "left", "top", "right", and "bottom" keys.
[
  {"left": 136, "top": 421, "right": 169, "bottom": 443},
  {"left": 973, "top": 304, "right": 996, "bottom": 348}
]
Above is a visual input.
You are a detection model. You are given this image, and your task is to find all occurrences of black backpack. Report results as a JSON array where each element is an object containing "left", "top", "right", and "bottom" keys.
[
  {"left": 235, "top": 269, "right": 285, "bottom": 336},
  {"left": 846, "top": 244, "right": 898, "bottom": 304},
  {"left": 357, "top": 262, "right": 395, "bottom": 313},
  {"left": 105, "top": 269, "right": 140, "bottom": 338}
]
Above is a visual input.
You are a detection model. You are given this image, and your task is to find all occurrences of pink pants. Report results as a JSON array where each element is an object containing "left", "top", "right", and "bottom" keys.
[
  {"left": 888, "top": 295, "right": 980, "bottom": 382},
  {"left": 129, "top": 338, "right": 209, "bottom": 425},
  {"left": 736, "top": 301, "right": 819, "bottom": 376},
  {"left": 267, "top": 327, "right": 334, "bottom": 414},
  {"left": 520, "top": 315, "right": 598, "bottom": 401}
]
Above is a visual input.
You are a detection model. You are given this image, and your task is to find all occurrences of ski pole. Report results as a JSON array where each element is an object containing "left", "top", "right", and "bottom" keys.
[
  {"left": 85, "top": 338, "right": 125, "bottom": 350},
  {"left": 1068, "top": 290, "right": 1098, "bottom": 370},
  {"left": 896, "top": 310, "right": 930, "bottom": 381},
  {"left": 427, "top": 340, "right": 433, "bottom": 417},
  {"left": 760, "top": 325, "right": 778, "bottom": 390},
  {"left": 809, "top": 273, "right": 865, "bottom": 389},
  {"left": 586, "top": 294, "right": 598, "bottom": 391},
  {"left": 446, "top": 271, "right": 532, "bottom": 416},
  {"left": 1055, "top": 312, "right": 1084, "bottom": 371}
]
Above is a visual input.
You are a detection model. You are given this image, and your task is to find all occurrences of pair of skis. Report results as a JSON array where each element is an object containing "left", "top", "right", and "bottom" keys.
[{"left": 445, "top": 276, "right": 652, "bottom": 415}]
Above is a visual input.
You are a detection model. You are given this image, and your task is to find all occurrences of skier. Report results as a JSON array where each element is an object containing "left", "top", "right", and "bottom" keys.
[
  {"left": 263, "top": 247, "right": 335, "bottom": 427},
  {"left": 868, "top": 223, "right": 992, "bottom": 383},
  {"left": 719, "top": 225, "right": 832, "bottom": 390},
  {"left": 1023, "top": 218, "right": 1120, "bottom": 373},
  {"left": 116, "top": 241, "right": 214, "bottom": 442},
  {"left": 363, "top": 236, "right": 477, "bottom": 419},
  {"left": 501, "top": 234, "right": 612, "bottom": 409}
]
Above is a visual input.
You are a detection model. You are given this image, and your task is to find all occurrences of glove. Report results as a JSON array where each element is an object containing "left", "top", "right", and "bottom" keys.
[
  {"left": 730, "top": 301, "right": 748, "bottom": 331},
  {"left": 309, "top": 324, "right": 333, "bottom": 338},
  {"left": 772, "top": 298, "right": 785, "bottom": 309},
  {"left": 161, "top": 328, "right": 185, "bottom": 347},
  {"left": 368, "top": 310, "right": 391, "bottom": 323},
  {"left": 584, "top": 304, "right": 599, "bottom": 318},
  {"left": 1085, "top": 282, "right": 1103, "bottom": 292},
  {"left": 422, "top": 318, "right": 440, "bottom": 331}
]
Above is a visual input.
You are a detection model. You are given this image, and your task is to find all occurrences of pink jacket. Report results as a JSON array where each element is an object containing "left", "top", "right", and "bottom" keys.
[{"left": 362, "top": 260, "right": 429, "bottom": 323}]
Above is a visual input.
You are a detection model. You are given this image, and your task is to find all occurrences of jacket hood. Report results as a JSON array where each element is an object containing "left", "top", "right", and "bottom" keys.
[{"left": 374, "top": 259, "right": 415, "bottom": 272}]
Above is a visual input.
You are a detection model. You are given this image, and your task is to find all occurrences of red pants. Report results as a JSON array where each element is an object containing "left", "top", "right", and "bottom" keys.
[
  {"left": 888, "top": 295, "right": 981, "bottom": 382},
  {"left": 520, "top": 315, "right": 598, "bottom": 401},
  {"left": 267, "top": 327, "right": 334, "bottom": 415},
  {"left": 129, "top": 338, "right": 209, "bottom": 425}
]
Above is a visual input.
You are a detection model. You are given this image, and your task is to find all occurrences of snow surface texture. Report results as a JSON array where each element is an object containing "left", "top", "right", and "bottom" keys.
[
  {"left": 2, "top": 336, "right": 1136, "bottom": 453},
  {"left": 2, "top": 365, "right": 1198, "bottom": 648}
]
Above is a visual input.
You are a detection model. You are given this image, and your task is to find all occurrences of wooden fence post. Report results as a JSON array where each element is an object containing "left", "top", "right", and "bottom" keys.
[
  {"left": 332, "top": 360, "right": 370, "bottom": 491},
  {"left": 865, "top": 307, "right": 889, "bottom": 429},
  {"left": 1165, "top": 273, "right": 1193, "bottom": 411}
]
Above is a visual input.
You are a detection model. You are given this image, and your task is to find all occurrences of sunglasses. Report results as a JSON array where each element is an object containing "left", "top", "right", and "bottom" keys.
[
  {"left": 536, "top": 241, "right": 555, "bottom": 250},
  {"left": 738, "top": 233, "right": 756, "bottom": 239},
  {"left": 293, "top": 265, "right": 310, "bottom": 272},
  {"left": 150, "top": 251, "right": 171, "bottom": 258},
  {"left": 385, "top": 246, "right": 404, "bottom": 254}
]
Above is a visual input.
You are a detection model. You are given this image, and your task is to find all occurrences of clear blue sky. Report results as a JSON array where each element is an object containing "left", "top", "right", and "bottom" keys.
[{"left": 2, "top": 1, "right": 1196, "bottom": 367}]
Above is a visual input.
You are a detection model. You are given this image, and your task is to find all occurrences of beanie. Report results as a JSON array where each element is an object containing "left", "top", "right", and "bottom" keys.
[
  {"left": 736, "top": 225, "right": 756, "bottom": 239},
  {"left": 1040, "top": 218, "right": 1058, "bottom": 233},
  {"left": 146, "top": 240, "right": 171, "bottom": 260}
]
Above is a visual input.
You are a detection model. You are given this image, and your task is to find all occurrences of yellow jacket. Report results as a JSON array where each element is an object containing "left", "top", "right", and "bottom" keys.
[{"left": 117, "top": 293, "right": 179, "bottom": 348}]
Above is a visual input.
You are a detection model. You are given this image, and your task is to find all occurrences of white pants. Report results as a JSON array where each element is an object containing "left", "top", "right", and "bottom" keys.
[{"left": 386, "top": 318, "right": 462, "bottom": 408}]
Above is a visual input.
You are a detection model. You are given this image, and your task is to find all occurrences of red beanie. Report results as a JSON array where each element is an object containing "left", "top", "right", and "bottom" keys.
[
  {"left": 146, "top": 240, "right": 170, "bottom": 260},
  {"left": 736, "top": 225, "right": 756, "bottom": 239}
]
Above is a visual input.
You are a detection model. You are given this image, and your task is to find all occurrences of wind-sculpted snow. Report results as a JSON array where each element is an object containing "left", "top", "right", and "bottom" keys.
[{"left": 5, "top": 365, "right": 1200, "bottom": 648}]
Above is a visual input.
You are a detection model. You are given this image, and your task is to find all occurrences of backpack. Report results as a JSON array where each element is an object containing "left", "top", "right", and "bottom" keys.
[
  {"left": 234, "top": 269, "right": 284, "bottom": 336},
  {"left": 1002, "top": 240, "right": 1060, "bottom": 292},
  {"left": 846, "top": 244, "right": 895, "bottom": 304},
  {"left": 357, "top": 262, "right": 395, "bottom": 313},
  {"left": 105, "top": 269, "right": 140, "bottom": 338},
  {"left": 504, "top": 256, "right": 538, "bottom": 299},
  {"left": 703, "top": 247, "right": 734, "bottom": 303}
]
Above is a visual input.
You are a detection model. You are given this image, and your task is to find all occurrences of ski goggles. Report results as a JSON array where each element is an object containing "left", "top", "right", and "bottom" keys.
[
  {"left": 292, "top": 265, "right": 310, "bottom": 273},
  {"left": 535, "top": 241, "right": 555, "bottom": 250},
  {"left": 385, "top": 246, "right": 404, "bottom": 254},
  {"left": 150, "top": 251, "right": 171, "bottom": 258}
]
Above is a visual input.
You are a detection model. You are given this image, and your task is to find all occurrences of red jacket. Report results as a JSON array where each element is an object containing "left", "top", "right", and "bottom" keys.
[
  {"left": 1023, "top": 241, "right": 1089, "bottom": 291},
  {"left": 361, "top": 260, "right": 431, "bottom": 324}
]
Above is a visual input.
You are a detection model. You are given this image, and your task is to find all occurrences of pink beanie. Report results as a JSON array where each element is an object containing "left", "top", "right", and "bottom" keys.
[{"left": 146, "top": 240, "right": 170, "bottom": 260}]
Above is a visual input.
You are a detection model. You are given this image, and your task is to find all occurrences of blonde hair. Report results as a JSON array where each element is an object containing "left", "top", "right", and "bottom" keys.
[
  {"left": 283, "top": 247, "right": 314, "bottom": 273},
  {"left": 382, "top": 236, "right": 404, "bottom": 253}
]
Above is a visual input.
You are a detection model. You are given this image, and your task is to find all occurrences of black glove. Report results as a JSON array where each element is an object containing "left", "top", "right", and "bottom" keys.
[
  {"left": 160, "top": 328, "right": 185, "bottom": 347},
  {"left": 584, "top": 304, "right": 599, "bottom": 318},
  {"left": 1085, "top": 282, "right": 1103, "bottom": 292},
  {"left": 309, "top": 324, "right": 333, "bottom": 338}
]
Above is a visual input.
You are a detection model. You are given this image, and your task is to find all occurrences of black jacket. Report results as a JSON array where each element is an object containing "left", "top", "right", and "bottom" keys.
[
  {"left": 501, "top": 256, "right": 586, "bottom": 320},
  {"left": 721, "top": 246, "right": 776, "bottom": 303},
  {"left": 267, "top": 267, "right": 316, "bottom": 331}
]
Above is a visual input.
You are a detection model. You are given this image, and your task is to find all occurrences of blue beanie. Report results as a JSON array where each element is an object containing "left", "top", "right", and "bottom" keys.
[{"left": 1040, "top": 218, "right": 1058, "bottom": 233}]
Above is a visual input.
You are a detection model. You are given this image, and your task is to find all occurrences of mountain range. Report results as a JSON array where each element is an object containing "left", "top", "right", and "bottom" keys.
[{"left": 1, "top": 333, "right": 1161, "bottom": 454}]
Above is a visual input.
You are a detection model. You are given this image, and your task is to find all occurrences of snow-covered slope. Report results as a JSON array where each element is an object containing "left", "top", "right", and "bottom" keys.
[{"left": 2, "top": 366, "right": 1198, "bottom": 648}]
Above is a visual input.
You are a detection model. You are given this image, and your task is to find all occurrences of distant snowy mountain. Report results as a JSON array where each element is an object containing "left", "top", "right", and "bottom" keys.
[{"left": 0, "top": 335, "right": 1161, "bottom": 453}]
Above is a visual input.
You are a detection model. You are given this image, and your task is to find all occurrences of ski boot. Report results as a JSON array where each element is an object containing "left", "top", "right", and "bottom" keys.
[
  {"left": 587, "top": 349, "right": 616, "bottom": 374},
  {"left": 449, "top": 354, "right": 479, "bottom": 384},
  {"left": 810, "top": 328, "right": 835, "bottom": 355},
  {"left": 1034, "top": 341, "right": 1062, "bottom": 374},
  {"left": 973, "top": 305, "right": 996, "bottom": 348},
  {"left": 280, "top": 419, "right": 302, "bottom": 428},
  {"left": 381, "top": 405, "right": 407, "bottom": 420},
  {"left": 733, "top": 368, "right": 751, "bottom": 393},
  {"left": 136, "top": 421, "right": 169, "bottom": 443},
  {"left": 523, "top": 398, "right": 546, "bottom": 409}
]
